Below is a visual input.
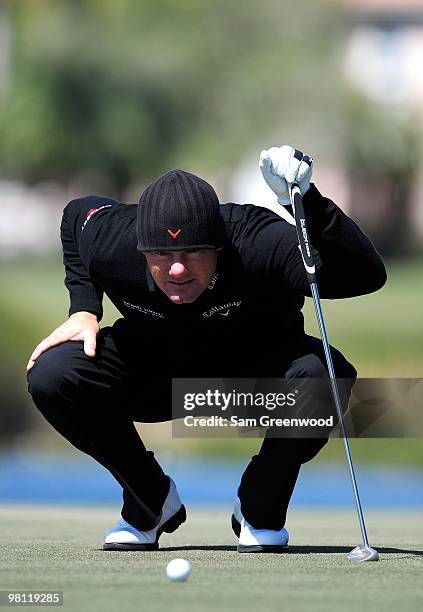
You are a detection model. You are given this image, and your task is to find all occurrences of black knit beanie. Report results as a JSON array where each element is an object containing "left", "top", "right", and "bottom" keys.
[{"left": 136, "top": 169, "right": 226, "bottom": 251}]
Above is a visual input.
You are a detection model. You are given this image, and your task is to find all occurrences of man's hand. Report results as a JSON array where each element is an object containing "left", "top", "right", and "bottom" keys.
[
  {"left": 259, "top": 145, "right": 313, "bottom": 205},
  {"left": 26, "top": 311, "right": 100, "bottom": 371}
]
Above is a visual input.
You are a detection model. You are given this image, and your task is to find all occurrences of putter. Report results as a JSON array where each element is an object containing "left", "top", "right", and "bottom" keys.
[{"left": 286, "top": 182, "right": 379, "bottom": 563}]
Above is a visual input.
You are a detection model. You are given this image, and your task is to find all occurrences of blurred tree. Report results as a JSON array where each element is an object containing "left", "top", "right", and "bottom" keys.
[
  {"left": 0, "top": 0, "right": 344, "bottom": 196},
  {"left": 343, "top": 93, "right": 421, "bottom": 256}
]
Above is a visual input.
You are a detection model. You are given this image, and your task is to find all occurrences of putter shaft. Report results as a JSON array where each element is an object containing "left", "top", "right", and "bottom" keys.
[
  {"left": 310, "top": 282, "right": 369, "bottom": 548},
  {"left": 286, "top": 181, "right": 376, "bottom": 557}
]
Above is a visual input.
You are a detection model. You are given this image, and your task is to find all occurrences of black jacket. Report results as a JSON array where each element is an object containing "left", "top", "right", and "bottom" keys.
[{"left": 60, "top": 184, "right": 386, "bottom": 367}]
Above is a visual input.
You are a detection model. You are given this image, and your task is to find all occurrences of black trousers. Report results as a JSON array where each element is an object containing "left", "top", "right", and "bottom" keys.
[{"left": 27, "top": 318, "right": 357, "bottom": 531}]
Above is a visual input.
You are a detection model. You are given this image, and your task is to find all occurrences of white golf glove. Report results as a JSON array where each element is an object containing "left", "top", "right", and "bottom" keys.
[{"left": 259, "top": 145, "right": 313, "bottom": 205}]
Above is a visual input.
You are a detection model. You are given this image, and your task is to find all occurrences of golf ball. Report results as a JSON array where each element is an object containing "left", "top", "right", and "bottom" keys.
[{"left": 166, "top": 558, "right": 191, "bottom": 582}]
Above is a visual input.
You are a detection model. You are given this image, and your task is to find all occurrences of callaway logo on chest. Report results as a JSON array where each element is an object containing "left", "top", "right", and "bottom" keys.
[{"left": 202, "top": 300, "right": 242, "bottom": 318}]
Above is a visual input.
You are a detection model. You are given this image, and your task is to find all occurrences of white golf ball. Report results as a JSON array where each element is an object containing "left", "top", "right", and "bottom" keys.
[{"left": 166, "top": 558, "right": 191, "bottom": 582}]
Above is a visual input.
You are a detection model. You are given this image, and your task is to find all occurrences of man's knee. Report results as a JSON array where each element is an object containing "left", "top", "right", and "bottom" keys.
[
  {"left": 287, "top": 350, "right": 357, "bottom": 383},
  {"left": 27, "top": 342, "right": 79, "bottom": 405},
  {"left": 287, "top": 353, "right": 327, "bottom": 379}
]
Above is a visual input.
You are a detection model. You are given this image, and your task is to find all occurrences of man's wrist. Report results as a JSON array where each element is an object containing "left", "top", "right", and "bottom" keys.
[{"left": 69, "top": 311, "right": 98, "bottom": 320}]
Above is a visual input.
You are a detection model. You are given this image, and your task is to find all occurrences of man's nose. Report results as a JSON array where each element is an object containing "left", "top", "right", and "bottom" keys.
[{"left": 169, "top": 261, "right": 187, "bottom": 277}]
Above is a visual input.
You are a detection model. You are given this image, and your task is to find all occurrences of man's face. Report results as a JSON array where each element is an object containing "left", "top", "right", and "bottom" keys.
[{"left": 144, "top": 249, "right": 221, "bottom": 304}]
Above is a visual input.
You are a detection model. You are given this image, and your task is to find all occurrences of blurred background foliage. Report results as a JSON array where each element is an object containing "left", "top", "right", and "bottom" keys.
[
  {"left": 0, "top": 0, "right": 345, "bottom": 194},
  {"left": 0, "top": 0, "right": 422, "bottom": 464}
]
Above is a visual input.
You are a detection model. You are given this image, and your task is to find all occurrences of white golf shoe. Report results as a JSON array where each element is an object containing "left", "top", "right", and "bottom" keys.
[
  {"left": 231, "top": 498, "right": 289, "bottom": 553},
  {"left": 103, "top": 478, "right": 186, "bottom": 551}
]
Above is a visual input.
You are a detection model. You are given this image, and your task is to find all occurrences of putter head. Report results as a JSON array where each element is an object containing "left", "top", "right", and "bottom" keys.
[{"left": 347, "top": 545, "right": 379, "bottom": 562}]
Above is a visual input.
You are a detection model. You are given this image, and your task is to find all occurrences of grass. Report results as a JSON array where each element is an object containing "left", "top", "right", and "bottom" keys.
[{"left": 0, "top": 504, "right": 422, "bottom": 612}]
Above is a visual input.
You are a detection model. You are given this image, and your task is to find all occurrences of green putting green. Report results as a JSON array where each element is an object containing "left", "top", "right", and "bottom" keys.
[{"left": 0, "top": 505, "right": 422, "bottom": 612}]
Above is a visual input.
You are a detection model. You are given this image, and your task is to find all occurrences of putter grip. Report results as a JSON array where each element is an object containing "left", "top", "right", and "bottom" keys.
[{"left": 289, "top": 183, "right": 316, "bottom": 283}]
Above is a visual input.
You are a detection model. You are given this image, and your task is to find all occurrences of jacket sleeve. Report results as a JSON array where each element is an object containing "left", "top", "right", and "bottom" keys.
[
  {"left": 60, "top": 196, "right": 116, "bottom": 320},
  {"left": 233, "top": 185, "right": 387, "bottom": 299},
  {"left": 293, "top": 184, "right": 387, "bottom": 298}
]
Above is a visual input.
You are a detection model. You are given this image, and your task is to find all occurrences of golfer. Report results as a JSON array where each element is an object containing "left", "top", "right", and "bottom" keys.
[{"left": 26, "top": 145, "right": 386, "bottom": 552}]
